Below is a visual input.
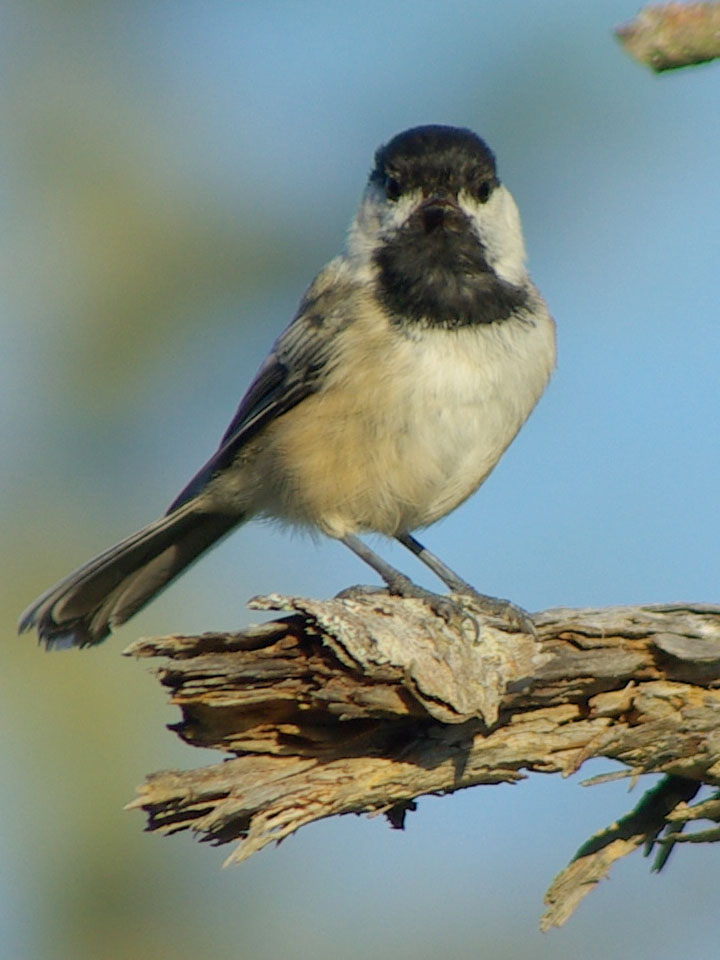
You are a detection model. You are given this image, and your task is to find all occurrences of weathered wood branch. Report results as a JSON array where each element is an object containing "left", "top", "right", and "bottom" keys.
[
  {"left": 616, "top": 2, "right": 720, "bottom": 72},
  {"left": 125, "top": 594, "right": 720, "bottom": 928}
]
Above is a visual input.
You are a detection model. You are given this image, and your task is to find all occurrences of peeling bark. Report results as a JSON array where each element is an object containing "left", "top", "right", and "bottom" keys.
[{"left": 125, "top": 594, "right": 720, "bottom": 927}]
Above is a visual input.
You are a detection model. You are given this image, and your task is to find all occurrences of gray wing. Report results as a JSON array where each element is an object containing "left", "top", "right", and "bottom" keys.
[{"left": 168, "top": 262, "right": 353, "bottom": 511}]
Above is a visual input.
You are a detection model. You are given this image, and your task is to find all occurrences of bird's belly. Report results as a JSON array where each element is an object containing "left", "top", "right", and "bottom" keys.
[{"left": 256, "top": 317, "right": 555, "bottom": 537}]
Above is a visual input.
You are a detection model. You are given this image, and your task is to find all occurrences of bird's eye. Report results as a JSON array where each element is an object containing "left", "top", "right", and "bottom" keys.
[
  {"left": 385, "top": 177, "right": 401, "bottom": 202},
  {"left": 478, "top": 180, "right": 492, "bottom": 203}
]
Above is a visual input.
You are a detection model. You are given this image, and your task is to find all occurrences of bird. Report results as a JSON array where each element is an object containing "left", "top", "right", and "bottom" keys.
[{"left": 19, "top": 124, "right": 556, "bottom": 649}]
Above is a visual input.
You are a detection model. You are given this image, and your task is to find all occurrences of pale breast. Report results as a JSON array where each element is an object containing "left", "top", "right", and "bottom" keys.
[{"left": 257, "top": 303, "right": 555, "bottom": 538}]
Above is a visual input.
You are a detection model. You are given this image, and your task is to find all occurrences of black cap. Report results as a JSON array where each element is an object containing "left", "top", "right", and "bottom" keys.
[{"left": 371, "top": 125, "right": 498, "bottom": 201}]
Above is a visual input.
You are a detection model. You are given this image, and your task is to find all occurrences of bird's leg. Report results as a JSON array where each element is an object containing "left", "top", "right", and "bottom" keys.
[
  {"left": 338, "top": 533, "right": 469, "bottom": 625},
  {"left": 395, "top": 532, "right": 535, "bottom": 634},
  {"left": 396, "top": 532, "right": 473, "bottom": 592},
  {"left": 339, "top": 534, "right": 415, "bottom": 594}
]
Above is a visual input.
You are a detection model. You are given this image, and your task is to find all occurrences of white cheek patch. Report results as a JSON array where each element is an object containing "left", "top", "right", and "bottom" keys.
[
  {"left": 383, "top": 189, "right": 423, "bottom": 231},
  {"left": 363, "top": 186, "right": 424, "bottom": 236},
  {"left": 349, "top": 182, "right": 529, "bottom": 291},
  {"left": 459, "top": 186, "right": 527, "bottom": 286},
  {"left": 346, "top": 186, "right": 423, "bottom": 268}
]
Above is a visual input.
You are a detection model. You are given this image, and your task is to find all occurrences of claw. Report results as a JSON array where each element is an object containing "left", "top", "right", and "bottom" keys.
[{"left": 454, "top": 589, "right": 536, "bottom": 636}]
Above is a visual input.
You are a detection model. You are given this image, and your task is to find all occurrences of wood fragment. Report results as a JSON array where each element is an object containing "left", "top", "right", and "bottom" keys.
[
  {"left": 541, "top": 775, "right": 701, "bottom": 929},
  {"left": 616, "top": 3, "right": 720, "bottom": 72},
  {"left": 125, "top": 595, "right": 720, "bottom": 926}
]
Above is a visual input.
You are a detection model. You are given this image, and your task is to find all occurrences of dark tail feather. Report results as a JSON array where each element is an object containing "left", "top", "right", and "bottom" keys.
[{"left": 18, "top": 502, "right": 240, "bottom": 649}]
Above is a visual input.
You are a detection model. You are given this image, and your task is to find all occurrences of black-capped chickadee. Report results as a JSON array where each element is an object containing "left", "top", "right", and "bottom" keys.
[{"left": 19, "top": 125, "right": 556, "bottom": 649}]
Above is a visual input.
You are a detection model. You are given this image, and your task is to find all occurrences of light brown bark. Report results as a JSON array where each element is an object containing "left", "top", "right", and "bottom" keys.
[
  {"left": 616, "top": 3, "right": 720, "bottom": 71},
  {"left": 125, "top": 593, "right": 720, "bottom": 928}
]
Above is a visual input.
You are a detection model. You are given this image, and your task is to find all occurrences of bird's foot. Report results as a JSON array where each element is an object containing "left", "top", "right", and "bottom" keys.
[
  {"left": 451, "top": 588, "right": 536, "bottom": 636},
  {"left": 338, "top": 577, "right": 477, "bottom": 631},
  {"left": 336, "top": 580, "right": 533, "bottom": 636},
  {"left": 335, "top": 584, "right": 388, "bottom": 600}
]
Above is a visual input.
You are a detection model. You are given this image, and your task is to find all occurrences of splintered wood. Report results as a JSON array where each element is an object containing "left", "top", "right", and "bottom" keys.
[{"left": 125, "top": 594, "right": 720, "bottom": 927}]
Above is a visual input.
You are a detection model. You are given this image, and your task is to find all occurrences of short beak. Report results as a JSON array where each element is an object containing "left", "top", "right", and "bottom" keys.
[{"left": 419, "top": 194, "right": 461, "bottom": 233}]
